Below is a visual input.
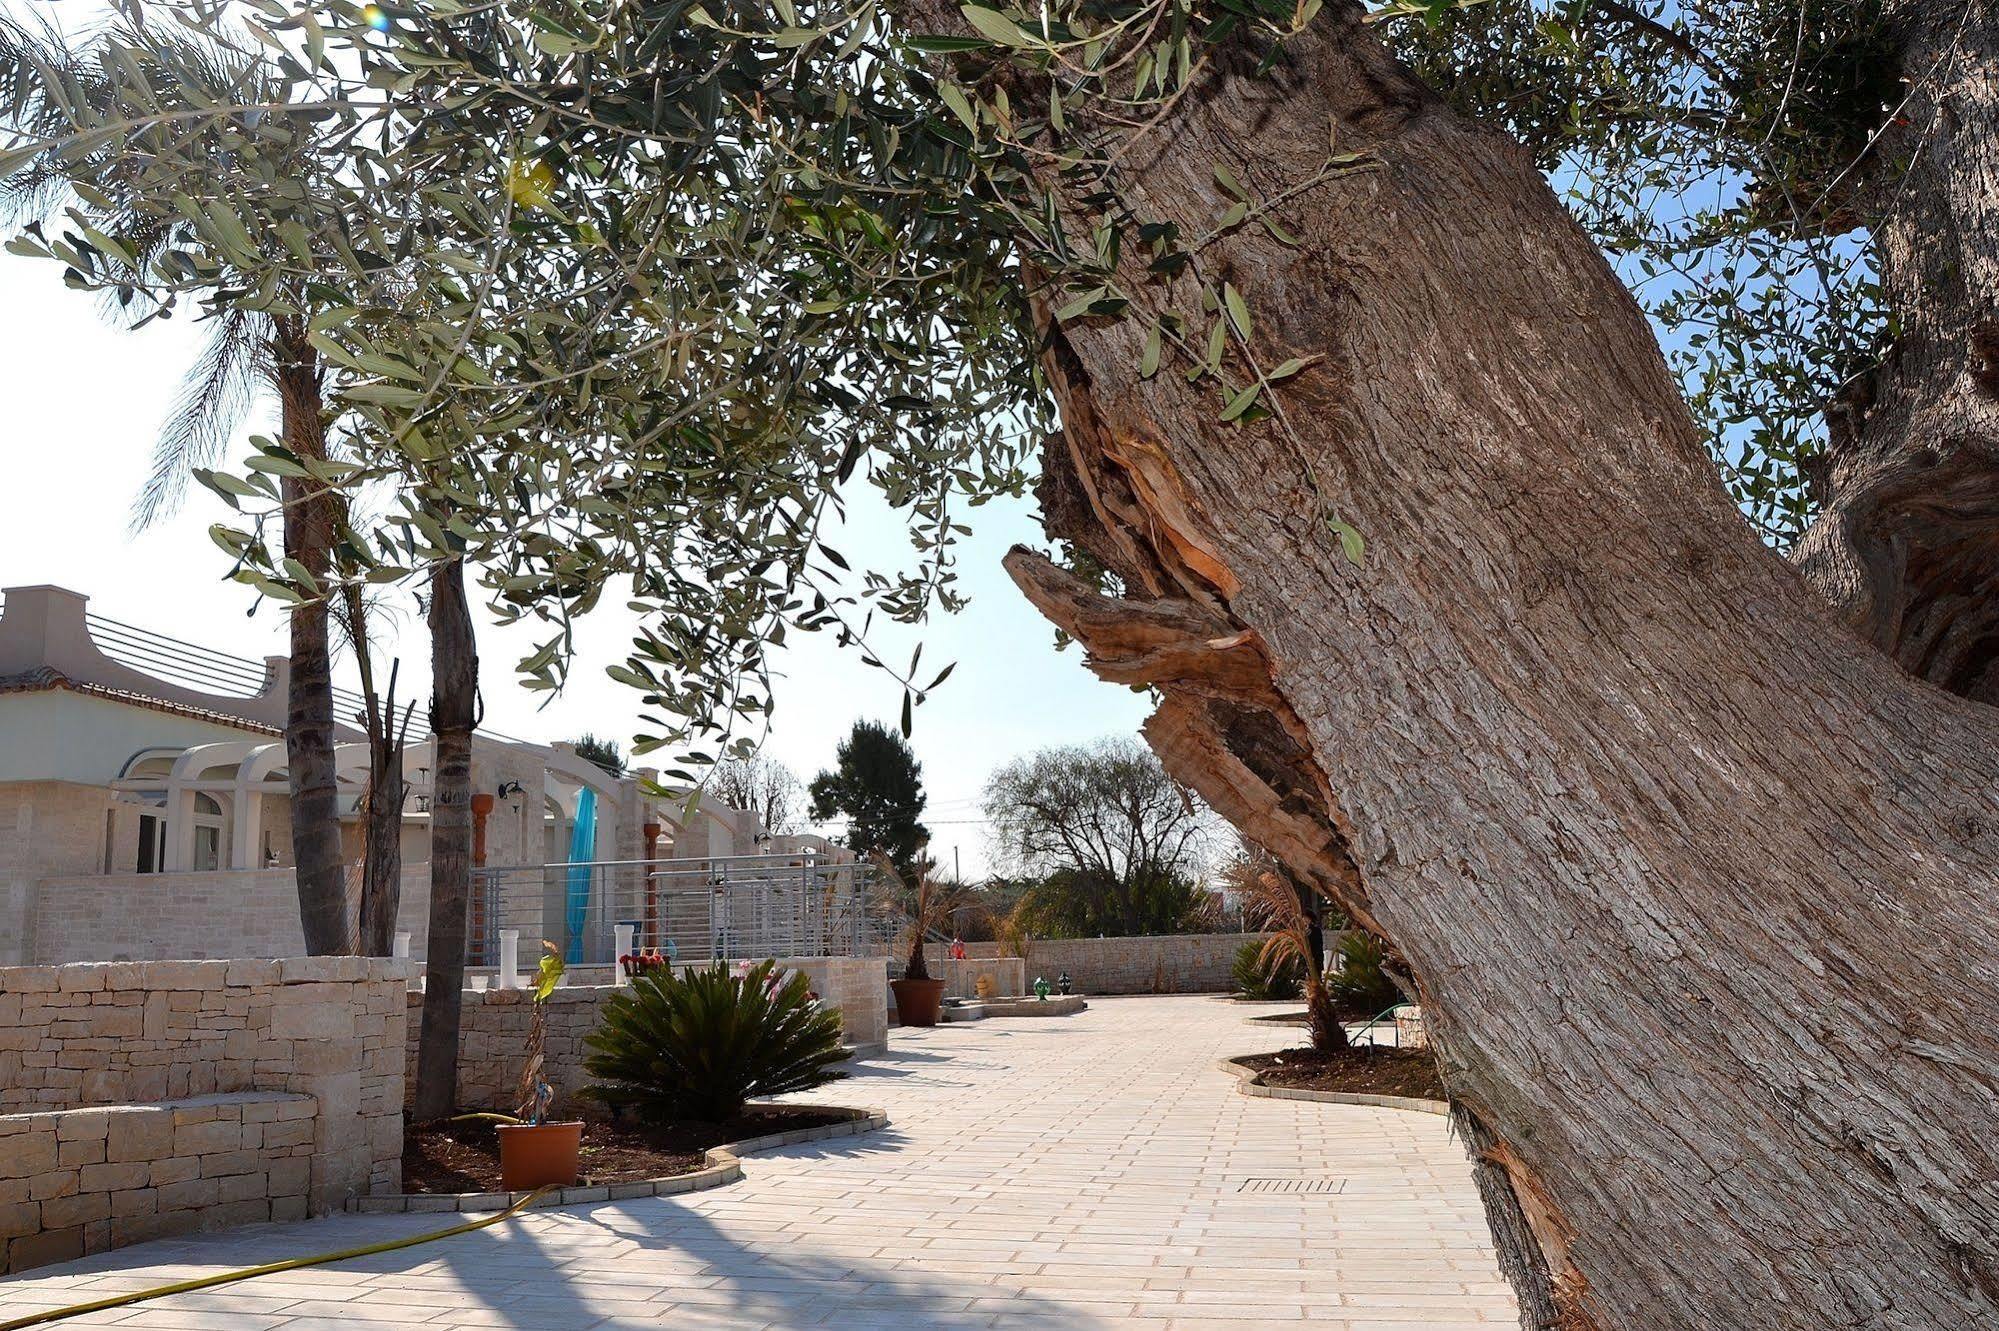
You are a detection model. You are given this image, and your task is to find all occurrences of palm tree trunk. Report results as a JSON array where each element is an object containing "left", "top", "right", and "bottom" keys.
[
  {"left": 1304, "top": 978, "right": 1346, "bottom": 1054},
  {"left": 345, "top": 586, "right": 407, "bottom": 957},
  {"left": 273, "top": 328, "right": 349, "bottom": 955},
  {"left": 356, "top": 759, "right": 404, "bottom": 956},
  {"left": 413, "top": 552, "right": 477, "bottom": 1120},
  {"left": 1292, "top": 876, "right": 1344, "bottom": 1052}
]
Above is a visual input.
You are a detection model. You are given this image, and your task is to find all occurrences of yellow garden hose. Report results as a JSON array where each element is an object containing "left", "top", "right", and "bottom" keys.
[{"left": 0, "top": 1186, "right": 557, "bottom": 1331}]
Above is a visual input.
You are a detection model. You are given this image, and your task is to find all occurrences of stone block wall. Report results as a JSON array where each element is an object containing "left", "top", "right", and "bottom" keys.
[
  {"left": 421, "top": 956, "right": 890, "bottom": 1113},
  {"left": 26, "top": 865, "right": 433, "bottom": 965},
  {"left": 927, "top": 956, "right": 1025, "bottom": 1001},
  {"left": 964, "top": 933, "right": 1266, "bottom": 994},
  {"left": 1, "top": 781, "right": 122, "bottom": 966},
  {"left": 780, "top": 956, "right": 888, "bottom": 1050},
  {"left": 423, "top": 983, "right": 608, "bottom": 1115},
  {"left": 1, "top": 1091, "right": 316, "bottom": 1275},
  {"left": 0, "top": 957, "right": 408, "bottom": 1215}
]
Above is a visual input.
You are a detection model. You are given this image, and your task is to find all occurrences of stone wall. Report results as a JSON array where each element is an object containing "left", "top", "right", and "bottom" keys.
[
  {"left": 1, "top": 1091, "right": 317, "bottom": 1275},
  {"left": 0, "top": 957, "right": 407, "bottom": 1215},
  {"left": 421, "top": 956, "right": 889, "bottom": 1113},
  {"left": 964, "top": 933, "right": 1265, "bottom": 994},
  {"left": 928, "top": 956, "right": 1025, "bottom": 1000},
  {"left": 785, "top": 956, "right": 888, "bottom": 1050},
  {"left": 1, "top": 781, "right": 124, "bottom": 966},
  {"left": 25, "top": 865, "right": 434, "bottom": 965}
]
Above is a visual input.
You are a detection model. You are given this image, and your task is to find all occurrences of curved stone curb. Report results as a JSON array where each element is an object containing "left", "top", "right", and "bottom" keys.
[
  {"left": 1216, "top": 1057, "right": 1448, "bottom": 1116},
  {"left": 348, "top": 1105, "right": 889, "bottom": 1214}
]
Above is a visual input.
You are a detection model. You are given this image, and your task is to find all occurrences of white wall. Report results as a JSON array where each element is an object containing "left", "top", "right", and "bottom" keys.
[{"left": 0, "top": 690, "right": 265, "bottom": 784}]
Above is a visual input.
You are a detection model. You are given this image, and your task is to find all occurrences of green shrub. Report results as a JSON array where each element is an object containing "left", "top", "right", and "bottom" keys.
[
  {"left": 579, "top": 959, "right": 848, "bottom": 1122},
  {"left": 1326, "top": 931, "right": 1402, "bottom": 1015},
  {"left": 1232, "top": 939, "right": 1302, "bottom": 1000}
]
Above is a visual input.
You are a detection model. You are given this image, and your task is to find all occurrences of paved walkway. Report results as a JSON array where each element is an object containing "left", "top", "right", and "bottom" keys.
[{"left": 0, "top": 995, "right": 1516, "bottom": 1329}]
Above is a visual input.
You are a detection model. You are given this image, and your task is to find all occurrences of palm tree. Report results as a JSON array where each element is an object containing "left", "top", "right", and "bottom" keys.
[
  {"left": 0, "top": 15, "right": 357, "bottom": 952},
  {"left": 412, "top": 549, "right": 478, "bottom": 1120},
  {"left": 1230, "top": 850, "right": 1346, "bottom": 1052},
  {"left": 338, "top": 585, "right": 416, "bottom": 957}
]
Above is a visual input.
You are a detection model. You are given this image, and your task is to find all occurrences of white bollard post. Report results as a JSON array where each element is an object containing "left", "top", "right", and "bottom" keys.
[
  {"left": 392, "top": 932, "right": 411, "bottom": 959},
  {"left": 498, "top": 929, "right": 520, "bottom": 990},
  {"left": 613, "top": 924, "right": 635, "bottom": 987}
]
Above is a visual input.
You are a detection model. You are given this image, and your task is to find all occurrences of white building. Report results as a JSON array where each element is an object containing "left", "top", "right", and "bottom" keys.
[{"left": 0, "top": 585, "right": 842, "bottom": 965}]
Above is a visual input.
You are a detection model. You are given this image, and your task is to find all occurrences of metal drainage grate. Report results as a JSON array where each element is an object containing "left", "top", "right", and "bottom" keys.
[{"left": 1236, "top": 1177, "right": 1345, "bottom": 1195}]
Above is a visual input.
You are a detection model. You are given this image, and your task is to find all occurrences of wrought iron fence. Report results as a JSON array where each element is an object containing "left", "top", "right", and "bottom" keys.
[{"left": 468, "top": 852, "right": 896, "bottom": 967}]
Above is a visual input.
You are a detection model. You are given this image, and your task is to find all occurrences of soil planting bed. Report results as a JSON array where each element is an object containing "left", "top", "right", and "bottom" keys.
[
  {"left": 1234, "top": 1046, "right": 1444, "bottom": 1101},
  {"left": 403, "top": 1106, "right": 851, "bottom": 1193}
]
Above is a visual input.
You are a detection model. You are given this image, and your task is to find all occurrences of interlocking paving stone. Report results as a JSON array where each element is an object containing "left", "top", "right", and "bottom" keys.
[{"left": 0, "top": 995, "right": 1515, "bottom": 1327}]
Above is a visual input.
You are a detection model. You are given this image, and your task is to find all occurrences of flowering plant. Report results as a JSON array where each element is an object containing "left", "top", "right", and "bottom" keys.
[{"left": 619, "top": 950, "right": 670, "bottom": 978}]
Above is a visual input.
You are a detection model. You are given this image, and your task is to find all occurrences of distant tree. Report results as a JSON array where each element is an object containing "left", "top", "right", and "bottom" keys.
[
  {"left": 571, "top": 733, "right": 626, "bottom": 779},
  {"left": 808, "top": 721, "right": 928, "bottom": 881},
  {"left": 712, "top": 754, "right": 804, "bottom": 839},
  {"left": 1014, "top": 866, "right": 1214, "bottom": 939},
  {"left": 985, "top": 737, "right": 1218, "bottom": 938}
]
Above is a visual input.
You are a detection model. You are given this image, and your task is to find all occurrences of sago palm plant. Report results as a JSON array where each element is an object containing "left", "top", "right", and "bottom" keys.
[{"left": 580, "top": 960, "right": 848, "bottom": 1123}]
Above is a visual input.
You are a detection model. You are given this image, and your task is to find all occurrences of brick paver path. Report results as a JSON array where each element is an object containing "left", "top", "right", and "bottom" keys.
[{"left": 0, "top": 994, "right": 1516, "bottom": 1329}]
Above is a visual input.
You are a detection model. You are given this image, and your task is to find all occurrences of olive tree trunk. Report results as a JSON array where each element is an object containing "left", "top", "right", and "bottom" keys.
[
  {"left": 412, "top": 554, "right": 477, "bottom": 1120},
  {"left": 273, "top": 326, "right": 350, "bottom": 955},
  {"left": 985, "top": 5, "right": 1999, "bottom": 1328},
  {"left": 1793, "top": 0, "right": 1999, "bottom": 705}
]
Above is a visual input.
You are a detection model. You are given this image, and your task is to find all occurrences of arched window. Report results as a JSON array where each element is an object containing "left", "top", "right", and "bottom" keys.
[{"left": 191, "top": 792, "right": 227, "bottom": 872}]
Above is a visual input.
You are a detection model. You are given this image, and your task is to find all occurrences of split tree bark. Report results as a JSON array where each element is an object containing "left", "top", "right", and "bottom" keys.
[
  {"left": 413, "top": 553, "right": 478, "bottom": 1120},
  {"left": 1793, "top": 0, "right": 1999, "bottom": 705},
  {"left": 982, "top": 4, "right": 1999, "bottom": 1327},
  {"left": 272, "top": 322, "right": 351, "bottom": 956}
]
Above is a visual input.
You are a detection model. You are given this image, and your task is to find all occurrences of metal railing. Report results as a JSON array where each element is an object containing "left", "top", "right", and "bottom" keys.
[
  {"left": 468, "top": 852, "right": 893, "bottom": 967},
  {"left": 77, "top": 608, "right": 547, "bottom": 745}
]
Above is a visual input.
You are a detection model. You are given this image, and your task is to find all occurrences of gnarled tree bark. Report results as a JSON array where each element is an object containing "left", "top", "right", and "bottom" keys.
[
  {"left": 989, "top": 5, "right": 1999, "bottom": 1328},
  {"left": 1794, "top": 0, "right": 1999, "bottom": 704}
]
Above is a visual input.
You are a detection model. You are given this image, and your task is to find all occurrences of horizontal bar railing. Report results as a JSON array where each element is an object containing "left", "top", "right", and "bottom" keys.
[{"left": 468, "top": 853, "right": 893, "bottom": 968}]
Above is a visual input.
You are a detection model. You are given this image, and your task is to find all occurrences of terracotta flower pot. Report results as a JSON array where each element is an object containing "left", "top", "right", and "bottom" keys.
[
  {"left": 890, "top": 976, "right": 947, "bottom": 1027},
  {"left": 496, "top": 1121, "right": 583, "bottom": 1190}
]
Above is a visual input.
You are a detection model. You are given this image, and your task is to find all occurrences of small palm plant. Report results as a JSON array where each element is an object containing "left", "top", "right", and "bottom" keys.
[
  {"left": 1236, "top": 863, "right": 1347, "bottom": 1051},
  {"left": 997, "top": 897, "right": 1038, "bottom": 972},
  {"left": 870, "top": 851, "right": 971, "bottom": 982},
  {"left": 1326, "top": 930, "right": 1403, "bottom": 1017},
  {"left": 515, "top": 944, "right": 567, "bottom": 1125},
  {"left": 449, "top": 943, "right": 577, "bottom": 1190},
  {"left": 580, "top": 960, "right": 847, "bottom": 1123},
  {"left": 1232, "top": 939, "right": 1303, "bottom": 1002}
]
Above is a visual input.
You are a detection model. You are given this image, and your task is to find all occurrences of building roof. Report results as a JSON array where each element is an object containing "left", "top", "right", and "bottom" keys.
[{"left": 0, "top": 667, "right": 281, "bottom": 736}]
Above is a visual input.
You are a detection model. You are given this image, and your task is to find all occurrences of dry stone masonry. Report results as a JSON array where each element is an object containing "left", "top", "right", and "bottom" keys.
[
  {"left": 0, "top": 956, "right": 409, "bottom": 1274},
  {"left": 0, "top": 1091, "right": 317, "bottom": 1274},
  {"left": 964, "top": 932, "right": 1264, "bottom": 994}
]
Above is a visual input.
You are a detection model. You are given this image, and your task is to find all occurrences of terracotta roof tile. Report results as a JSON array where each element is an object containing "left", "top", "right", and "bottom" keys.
[{"left": 0, "top": 667, "right": 280, "bottom": 736}]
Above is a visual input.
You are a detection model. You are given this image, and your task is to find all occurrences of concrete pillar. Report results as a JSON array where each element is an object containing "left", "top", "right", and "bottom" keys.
[{"left": 231, "top": 788, "right": 261, "bottom": 870}]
